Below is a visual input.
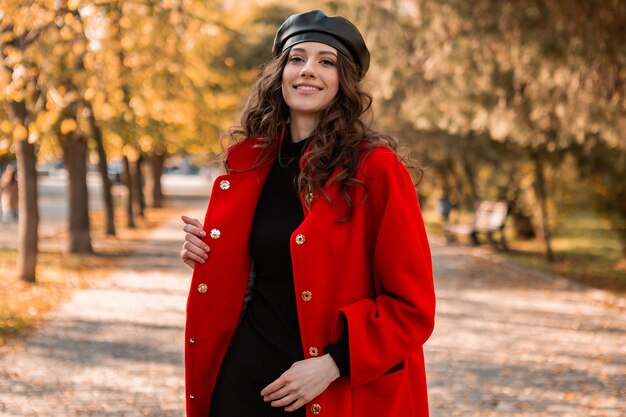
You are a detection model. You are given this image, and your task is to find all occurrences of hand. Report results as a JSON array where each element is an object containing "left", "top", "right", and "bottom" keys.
[
  {"left": 180, "top": 215, "right": 209, "bottom": 269},
  {"left": 260, "top": 354, "right": 340, "bottom": 412}
]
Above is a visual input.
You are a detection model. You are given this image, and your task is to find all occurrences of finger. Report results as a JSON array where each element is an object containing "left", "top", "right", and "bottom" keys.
[
  {"left": 263, "top": 385, "right": 292, "bottom": 402},
  {"left": 284, "top": 399, "right": 306, "bottom": 412},
  {"left": 181, "top": 215, "right": 203, "bottom": 229},
  {"left": 184, "top": 234, "right": 210, "bottom": 253},
  {"left": 180, "top": 247, "right": 206, "bottom": 264},
  {"left": 260, "top": 378, "right": 286, "bottom": 397},
  {"left": 183, "top": 223, "right": 207, "bottom": 238},
  {"left": 271, "top": 393, "right": 298, "bottom": 408},
  {"left": 180, "top": 215, "right": 202, "bottom": 228},
  {"left": 184, "top": 259, "right": 196, "bottom": 269},
  {"left": 182, "top": 216, "right": 206, "bottom": 237},
  {"left": 183, "top": 240, "right": 209, "bottom": 259}
]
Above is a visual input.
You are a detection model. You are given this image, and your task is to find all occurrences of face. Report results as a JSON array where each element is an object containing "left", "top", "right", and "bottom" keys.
[{"left": 281, "top": 42, "right": 340, "bottom": 119}]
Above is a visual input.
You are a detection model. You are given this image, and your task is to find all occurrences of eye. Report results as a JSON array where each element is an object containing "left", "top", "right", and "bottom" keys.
[
  {"left": 320, "top": 59, "right": 336, "bottom": 66},
  {"left": 289, "top": 55, "right": 304, "bottom": 63}
]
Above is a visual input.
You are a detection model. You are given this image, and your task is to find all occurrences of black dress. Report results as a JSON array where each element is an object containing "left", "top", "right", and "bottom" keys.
[{"left": 209, "top": 138, "right": 307, "bottom": 417}]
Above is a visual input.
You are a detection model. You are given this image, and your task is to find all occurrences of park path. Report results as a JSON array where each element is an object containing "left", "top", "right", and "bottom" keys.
[
  {"left": 1, "top": 208, "right": 625, "bottom": 416},
  {"left": 426, "top": 242, "right": 625, "bottom": 417},
  {"left": 0, "top": 203, "right": 206, "bottom": 417}
]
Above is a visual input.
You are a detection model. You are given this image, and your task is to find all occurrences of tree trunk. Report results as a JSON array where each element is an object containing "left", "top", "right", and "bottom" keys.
[
  {"left": 444, "top": 158, "right": 464, "bottom": 212},
  {"left": 6, "top": 98, "right": 39, "bottom": 282},
  {"left": 145, "top": 149, "right": 165, "bottom": 208},
  {"left": 531, "top": 153, "right": 555, "bottom": 262},
  {"left": 85, "top": 103, "right": 115, "bottom": 236},
  {"left": 15, "top": 139, "right": 39, "bottom": 282},
  {"left": 131, "top": 155, "right": 145, "bottom": 218},
  {"left": 62, "top": 135, "right": 93, "bottom": 254},
  {"left": 122, "top": 155, "right": 135, "bottom": 229},
  {"left": 461, "top": 154, "right": 478, "bottom": 208}
]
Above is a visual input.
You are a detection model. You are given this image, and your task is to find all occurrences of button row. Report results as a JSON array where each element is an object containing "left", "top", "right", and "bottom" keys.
[{"left": 190, "top": 178, "right": 223, "bottom": 409}]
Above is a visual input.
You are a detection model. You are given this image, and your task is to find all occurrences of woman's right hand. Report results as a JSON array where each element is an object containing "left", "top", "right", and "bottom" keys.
[{"left": 180, "top": 215, "right": 210, "bottom": 269}]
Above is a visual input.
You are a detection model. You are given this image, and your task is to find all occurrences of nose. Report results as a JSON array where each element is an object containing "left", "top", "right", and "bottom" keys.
[{"left": 299, "top": 59, "right": 317, "bottom": 78}]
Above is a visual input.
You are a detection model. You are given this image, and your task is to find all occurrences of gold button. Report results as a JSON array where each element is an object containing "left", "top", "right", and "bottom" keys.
[
  {"left": 311, "top": 403, "right": 321, "bottom": 414},
  {"left": 190, "top": 394, "right": 195, "bottom": 400},
  {"left": 308, "top": 346, "right": 319, "bottom": 357},
  {"left": 197, "top": 283, "right": 208, "bottom": 293},
  {"left": 219, "top": 180, "right": 230, "bottom": 190},
  {"left": 295, "top": 234, "right": 305, "bottom": 245},
  {"left": 301, "top": 290, "right": 312, "bottom": 302},
  {"left": 189, "top": 337, "right": 195, "bottom": 345},
  {"left": 210, "top": 229, "right": 221, "bottom": 239}
]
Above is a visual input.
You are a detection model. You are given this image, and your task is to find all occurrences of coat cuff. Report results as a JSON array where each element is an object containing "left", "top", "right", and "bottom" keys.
[{"left": 324, "top": 326, "right": 350, "bottom": 377}]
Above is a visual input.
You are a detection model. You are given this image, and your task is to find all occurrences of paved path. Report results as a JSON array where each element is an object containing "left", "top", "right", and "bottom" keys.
[
  {"left": 426, "top": 242, "right": 625, "bottom": 417},
  {"left": 0, "top": 204, "right": 205, "bottom": 417},
  {"left": 1, "top": 216, "right": 624, "bottom": 416}
]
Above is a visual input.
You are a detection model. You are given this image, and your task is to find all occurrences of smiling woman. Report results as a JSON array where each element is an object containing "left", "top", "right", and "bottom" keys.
[{"left": 179, "top": 10, "right": 435, "bottom": 417}]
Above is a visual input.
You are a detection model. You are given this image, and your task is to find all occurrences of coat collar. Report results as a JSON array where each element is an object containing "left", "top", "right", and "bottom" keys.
[{"left": 225, "top": 135, "right": 274, "bottom": 173}]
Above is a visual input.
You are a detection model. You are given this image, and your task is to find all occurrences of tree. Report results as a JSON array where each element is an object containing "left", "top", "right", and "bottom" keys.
[{"left": 0, "top": 4, "right": 50, "bottom": 281}]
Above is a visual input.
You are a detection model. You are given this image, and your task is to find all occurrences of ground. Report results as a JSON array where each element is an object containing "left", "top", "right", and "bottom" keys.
[{"left": 0, "top": 202, "right": 624, "bottom": 416}]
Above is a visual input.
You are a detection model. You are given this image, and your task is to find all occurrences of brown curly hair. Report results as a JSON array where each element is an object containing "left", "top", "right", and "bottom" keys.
[{"left": 228, "top": 48, "right": 406, "bottom": 219}]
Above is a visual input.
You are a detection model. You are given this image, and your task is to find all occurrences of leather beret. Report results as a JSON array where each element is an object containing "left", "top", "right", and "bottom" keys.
[{"left": 273, "top": 10, "right": 370, "bottom": 80}]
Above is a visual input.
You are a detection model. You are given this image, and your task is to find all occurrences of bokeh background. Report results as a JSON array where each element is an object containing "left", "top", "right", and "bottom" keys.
[{"left": 0, "top": 1, "right": 625, "bottom": 415}]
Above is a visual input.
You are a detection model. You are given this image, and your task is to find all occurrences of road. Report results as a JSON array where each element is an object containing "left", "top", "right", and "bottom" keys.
[{"left": 0, "top": 171, "right": 213, "bottom": 250}]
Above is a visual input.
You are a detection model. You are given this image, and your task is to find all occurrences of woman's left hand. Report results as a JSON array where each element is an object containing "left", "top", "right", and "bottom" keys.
[{"left": 261, "top": 354, "right": 340, "bottom": 412}]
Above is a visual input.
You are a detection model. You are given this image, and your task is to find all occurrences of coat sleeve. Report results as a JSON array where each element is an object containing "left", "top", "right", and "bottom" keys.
[{"left": 339, "top": 147, "right": 435, "bottom": 386}]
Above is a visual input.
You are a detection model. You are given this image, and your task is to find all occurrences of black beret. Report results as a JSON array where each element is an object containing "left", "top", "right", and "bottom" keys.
[{"left": 272, "top": 10, "right": 370, "bottom": 80}]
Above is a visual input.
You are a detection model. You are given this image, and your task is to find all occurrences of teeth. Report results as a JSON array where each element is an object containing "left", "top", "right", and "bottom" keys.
[{"left": 296, "top": 85, "right": 320, "bottom": 91}]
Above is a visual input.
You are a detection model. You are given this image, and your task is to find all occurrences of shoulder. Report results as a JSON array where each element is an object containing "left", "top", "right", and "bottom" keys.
[
  {"left": 358, "top": 144, "right": 406, "bottom": 181},
  {"left": 225, "top": 135, "right": 271, "bottom": 171}
]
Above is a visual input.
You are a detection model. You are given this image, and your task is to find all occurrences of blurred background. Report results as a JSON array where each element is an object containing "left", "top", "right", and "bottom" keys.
[
  {"left": 1, "top": 0, "right": 625, "bottom": 320},
  {"left": 0, "top": 1, "right": 625, "bottom": 415}
]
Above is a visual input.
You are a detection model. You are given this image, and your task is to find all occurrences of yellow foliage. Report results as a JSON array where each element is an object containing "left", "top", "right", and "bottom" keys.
[
  {"left": 123, "top": 144, "right": 139, "bottom": 161},
  {"left": 119, "top": 16, "right": 132, "bottom": 29},
  {"left": 121, "top": 35, "right": 135, "bottom": 50},
  {"left": 13, "top": 124, "right": 28, "bottom": 141},
  {"left": 0, "top": 120, "right": 13, "bottom": 134},
  {"left": 0, "top": 139, "right": 11, "bottom": 153},
  {"left": 28, "top": 130, "right": 39, "bottom": 144},
  {"left": 84, "top": 87, "right": 96, "bottom": 101},
  {"left": 60, "top": 119, "right": 78, "bottom": 135},
  {"left": 60, "top": 25, "right": 74, "bottom": 41},
  {"left": 138, "top": 134, "right": 153, "bottom": 151}
]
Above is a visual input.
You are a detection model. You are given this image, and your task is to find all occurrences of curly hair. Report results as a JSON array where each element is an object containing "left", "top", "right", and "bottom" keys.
[{"left": 228, "top": 48, "right": 409, "bottom": 219}]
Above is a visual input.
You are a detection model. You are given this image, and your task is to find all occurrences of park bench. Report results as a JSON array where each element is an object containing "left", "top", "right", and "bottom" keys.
[{"left": 443, "top": 200, "right": 509, "bottom": 251}]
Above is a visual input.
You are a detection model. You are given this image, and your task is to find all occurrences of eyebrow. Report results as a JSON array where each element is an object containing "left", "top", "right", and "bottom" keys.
[{"left": 291, "top": 47, "right": 338, "bottom": 57}]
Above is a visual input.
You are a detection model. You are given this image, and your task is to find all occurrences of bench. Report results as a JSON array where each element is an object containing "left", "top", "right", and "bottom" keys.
[{"left": 443, "top": 200, "right": 509, "bottom": 251}]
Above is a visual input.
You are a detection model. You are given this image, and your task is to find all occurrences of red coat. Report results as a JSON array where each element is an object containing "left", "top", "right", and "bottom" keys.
[{"left": 185, "top": 136, "right": 435, "bottom": 417}]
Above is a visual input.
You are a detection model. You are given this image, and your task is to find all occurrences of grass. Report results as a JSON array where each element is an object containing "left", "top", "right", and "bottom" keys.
[
  {"left": 425, "top": 208, "right": 626, "bottom": 295},
  {"left": 0, "top": 205, "right": 182, "bottom": 350}
]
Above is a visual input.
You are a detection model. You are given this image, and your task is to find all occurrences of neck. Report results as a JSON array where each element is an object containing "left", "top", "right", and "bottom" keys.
[{"left": 289, "top": 112, "right": 320, "bottom": 143}]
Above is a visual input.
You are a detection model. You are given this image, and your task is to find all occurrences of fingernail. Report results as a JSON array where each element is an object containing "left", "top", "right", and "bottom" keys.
[{"left": 205, "top": 246, "right": 210, "bottom": 252}]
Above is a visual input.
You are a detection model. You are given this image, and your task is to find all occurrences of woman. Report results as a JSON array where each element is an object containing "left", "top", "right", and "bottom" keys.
[{"left": 180, "top": 10, "right": 435, "bottom": 417}]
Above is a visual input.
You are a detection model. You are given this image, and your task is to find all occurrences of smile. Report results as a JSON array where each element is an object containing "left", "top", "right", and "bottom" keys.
[{"left": 294, "top": 85, "right": 322, "bottom": 91}]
